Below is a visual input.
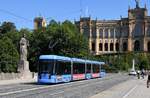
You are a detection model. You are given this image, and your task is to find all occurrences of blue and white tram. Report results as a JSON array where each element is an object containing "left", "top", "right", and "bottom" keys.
[{"left": 38, "top": 55, "right": 105, "bottom": 84}]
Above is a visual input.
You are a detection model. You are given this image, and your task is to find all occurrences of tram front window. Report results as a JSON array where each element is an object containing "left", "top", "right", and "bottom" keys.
[{"left": 39, "top": 60, "right": 54, "bottom": 74}]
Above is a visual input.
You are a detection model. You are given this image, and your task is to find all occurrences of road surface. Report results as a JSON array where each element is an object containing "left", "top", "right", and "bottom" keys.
[
  {"left": 91, "top": 76, "right": 150, "bottom": 98},
  {"left": 0, "top": 73, "right": 131, "bottom": 98}
]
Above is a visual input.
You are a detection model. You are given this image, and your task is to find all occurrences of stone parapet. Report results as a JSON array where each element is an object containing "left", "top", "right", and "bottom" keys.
[{"left": 0, "top": 73, "right": 20, "bottom": 80}]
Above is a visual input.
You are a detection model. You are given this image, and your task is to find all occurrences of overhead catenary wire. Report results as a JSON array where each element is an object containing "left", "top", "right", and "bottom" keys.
[
  {"left": 0, "top": 0, "right": 85, "bottom": 24},
  {"left": 0, "top": 8, "right": 32, "bottom": 22},
  {"left": 46, "top": 10, "right": 81, "bottom": 20}
]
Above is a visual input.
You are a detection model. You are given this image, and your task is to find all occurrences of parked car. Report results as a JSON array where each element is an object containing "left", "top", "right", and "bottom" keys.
[{"left": 129, "top": 70, "right": 137, "bottom": 76}]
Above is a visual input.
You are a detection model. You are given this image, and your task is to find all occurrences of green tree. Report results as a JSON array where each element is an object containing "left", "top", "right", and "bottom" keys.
[
  {"left": 0, "top": 22, "right": 16, "bottom": 37},
  {"left": 137, "top": 53, "right": 149, "bottom": 69},
  {"left": 0, "top": 37, "right": 19, "bottom": 72}
]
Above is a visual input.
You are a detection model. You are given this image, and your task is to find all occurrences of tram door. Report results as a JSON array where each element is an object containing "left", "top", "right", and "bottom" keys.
[{"left": 73, "top": 62, "right": 85, "bottom": 80}]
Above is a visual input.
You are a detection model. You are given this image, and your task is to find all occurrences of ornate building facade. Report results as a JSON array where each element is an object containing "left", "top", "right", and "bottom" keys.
[{"left": 75, "top": 1, "right": 150, "bottom": 55}]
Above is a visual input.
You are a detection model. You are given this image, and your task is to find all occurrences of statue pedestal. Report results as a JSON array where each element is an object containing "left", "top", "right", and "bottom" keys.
[
  {"left": 21, "top": 70, "right": 32, "bottom": 79},
  {"left": 19, "top": 60, "right": 32, "bottom": 79}
]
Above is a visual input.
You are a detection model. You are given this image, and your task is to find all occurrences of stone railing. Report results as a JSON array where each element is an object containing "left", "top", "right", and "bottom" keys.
[
  {"left": 0, "top": 73, "right": 37, "bottom": 80},
  {"left": 0, "top": 73, "right": 21, "bottom": 80}
]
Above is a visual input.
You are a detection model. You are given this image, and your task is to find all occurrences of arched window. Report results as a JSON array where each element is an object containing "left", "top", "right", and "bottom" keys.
[
  {"left": 92, "top": 28, "right": 96, "bottom": 38},
  {"left": 116, "top": 43, "right": 119, "bottom": 51},
  {"left": 115, "top": 29, "right": 120, "bottom": 38},
  {"left": 110, "top": 43, "right": 114, "bottom": 51},
  {"left": 134, "top": 40, "right": 140, "bottom": 51},
  {"left": 104, "top": 29, "right": 108, "bottom": 38},
  {"left": 123, "top": 42, "right": 127, "bottom": 51},
  {"left": 147, "top": 27, "right": 150, "bottom": 37},
  {"left": 92, "top": 42, "right": 95, "bottom": 51},
  {"left": 99, "top": 29, "right": 103, "bottom": 38},
  {"left": 99, "top": 43, "right": 103, "bottom": 51},
  {"left": 147, "top": 41, "right": 150, "bottom": 52},
  {"left": 105, "top": 43, "right": 108, "bottom": 51}
]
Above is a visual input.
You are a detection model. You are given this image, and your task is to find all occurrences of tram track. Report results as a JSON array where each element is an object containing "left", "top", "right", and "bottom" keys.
[
  {"left": 0, "top": 73, "right": 112, "bottom": 94},
  {"left": 0, "top": 73, "right": 115, "bottom": 93},
  {"left": 0, "top": 73, "right": 131, "bottom": 98}
]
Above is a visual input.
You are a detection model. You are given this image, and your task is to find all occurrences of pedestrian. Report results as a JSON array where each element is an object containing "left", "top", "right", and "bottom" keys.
[
  {"left": 141, "top": 69, "right": 145, "bottom": 79},
  {"left": 137, "top": 70, "right": 140, "bottom": 79},
  {"left": 147, "top": 71, "right": 150, "bottom": 88}
]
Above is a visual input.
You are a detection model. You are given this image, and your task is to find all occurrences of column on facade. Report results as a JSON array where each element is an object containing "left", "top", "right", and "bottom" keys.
[
  {"left": 144, "top": 20, "right": 148, "bottom": 51},
  {"left": 108, "top": 28, "right": 110, "bottom": 52},
  {"left": 102, "top": 28, "right": 105, "bottom": 52},
  {"left": 143, "top": 38, "right": 147, "bottom": 52},
  {"left": 128, "top": 23, "right": 132, "bottom": 51},
  {"left": 144, "top": 20, "right": 147, "bottom": 37},
  {"left": 119, "top": 38, "right": 122, "bottom": 52},
  {"left": 89, "top": 27, "right": 92, "bottom": 51},
  {"left": 113, "top": 28, "right": 116, "bottom": 52},
  {"left": 119, "top": 27, "right": 122, "bottom": 52},
  {"left": 89, "top": 38, "right": 92, "bottom": 52},
  {"left": 95, "top": 28, "right": 99, "bottom": 54},
  {"left": 89, "top": 24, "right": 92, "bottom": 38},
  {"left": 95, "top": 39, "right": 99, "bottom": 55},
  {"left": 128, "top": 38, "right": 132, "bottom": 51}
]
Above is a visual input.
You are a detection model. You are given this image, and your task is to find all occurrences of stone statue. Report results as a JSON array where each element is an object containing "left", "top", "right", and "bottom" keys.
[
  {"left": 18, "top": 34, "right": 32, "bottom": 79},
  {"left": 20, "top": 34, "right": 29, "bottom": 61},
  {"left": 135, "top": 0, "right": 140, "bottom": 8}
]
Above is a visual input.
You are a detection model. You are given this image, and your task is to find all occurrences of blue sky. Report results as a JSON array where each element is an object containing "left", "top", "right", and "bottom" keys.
[{"left": 0, "top": 0, "right": 149, "bottom": 29}]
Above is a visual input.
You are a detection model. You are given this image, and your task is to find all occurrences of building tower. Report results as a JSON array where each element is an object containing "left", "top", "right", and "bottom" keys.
[
  {"left": 128, "top": 0, "right": 148, "bottom": 52},
  {"left": 34, "top": 16, "right": 46, "bottom": 30}
]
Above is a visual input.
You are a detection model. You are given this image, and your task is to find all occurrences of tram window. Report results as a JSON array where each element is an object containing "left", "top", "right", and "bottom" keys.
[
  {"left": 86, "top": 64, "right": 91, "bottom": 73},
  {"left": 73, "top": 62, "right": 85, "bottom": 74},
  {"left": 55, "top": 61, "right": 71, "bottom": 75},
  {"left": 93, "top": 64, "right": 100, "bottom": 73},
  {"left": 101, "top": 64, "right": 105, "bottom": 71},
  {"left": 39, "top": 60, "right": 54, "bottom": 74}
]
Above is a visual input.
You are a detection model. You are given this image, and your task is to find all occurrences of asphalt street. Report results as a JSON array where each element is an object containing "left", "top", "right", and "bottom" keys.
[
  {"left": 91, "top": 75, "right": 150, "bottom": 98},
  {"left": 0, "top": 73, "right": 131, "bottom": 98}
]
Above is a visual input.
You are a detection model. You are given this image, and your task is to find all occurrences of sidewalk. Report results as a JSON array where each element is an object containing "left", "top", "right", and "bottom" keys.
[
  {"left": 90, "top": 76, "right": 150, "bottom": 98},
  {"left": 0, "top": 77, "right": 37, "bottom": 85}
]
